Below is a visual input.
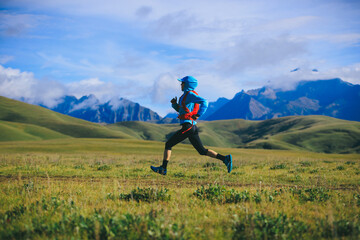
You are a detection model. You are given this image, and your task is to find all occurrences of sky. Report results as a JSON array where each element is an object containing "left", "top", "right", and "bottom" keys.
[{"left": 0, "top": 0, "right": 360, "bottom": 116}]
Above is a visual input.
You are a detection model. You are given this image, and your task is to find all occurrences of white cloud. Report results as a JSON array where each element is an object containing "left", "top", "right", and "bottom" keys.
[
  {"left": 265, "top": 63, "right": 360, "bottom": 90},
  {"left": 66, "top": 78, "right": 117, "bottom": 100},
  {"left": 216, "top": 35, "right": 307, "bottom": 75},
  {"left": 151, "top": 73, "right": 179, "bottom": 104},
  {"left": 70, "top": 94, "right": 100, "bottom": 112},
  {"left": 0, "top": 65, "right": 65, "bottom": 107}
]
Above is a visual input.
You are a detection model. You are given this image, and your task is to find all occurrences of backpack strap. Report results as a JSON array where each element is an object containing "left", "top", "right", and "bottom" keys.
[
  {"left": 178, "top": 91, "right": 200, "bottom": 134},
  {"left": 180, "top": 91, "right": 199, "bottom": 115}
]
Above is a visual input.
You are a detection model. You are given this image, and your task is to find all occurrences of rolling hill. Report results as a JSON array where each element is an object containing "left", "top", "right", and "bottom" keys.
[
  {"left": 0, "top": 96, "right": 133, "bottom": 140},
  {"left": 108, "top": 116, "right": 360, "bottom": 154},
  {"left": 1, "top": 96, "right": 359, "bottom": 153}
]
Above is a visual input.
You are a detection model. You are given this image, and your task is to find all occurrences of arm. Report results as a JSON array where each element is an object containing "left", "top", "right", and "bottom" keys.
[
  {"left": 172, "top": 103, "right": 180, "bottom": 112},
  {"left": 171, "top": 97, "right": 180, "bottom": 112}
]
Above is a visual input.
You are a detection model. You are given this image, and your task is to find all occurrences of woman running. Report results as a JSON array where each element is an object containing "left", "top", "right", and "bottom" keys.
[{"left": 151, "top": 76, "right": 233, "bottom": 175}]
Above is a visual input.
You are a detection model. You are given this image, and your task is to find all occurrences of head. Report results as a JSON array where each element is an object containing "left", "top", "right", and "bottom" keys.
[{"left": 177, "top": 76, "right": 198, "bottom": 92}]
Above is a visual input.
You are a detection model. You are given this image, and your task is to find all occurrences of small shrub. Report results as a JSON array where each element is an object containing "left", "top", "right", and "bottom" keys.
[
  {"left": 193, "top": 185, "right": 227, "bottom": 203},
  {"left": 203, "top": 162, "right": 221, "bottom": 171},
  {"left": 190, "top": 174, "right": 206, "bottom": 179},
  {"left": 3, "top": 204, "right": 26, "bottom": 221},
  {"left": 74, "top": 165, "right": 85, "bottom": 170},
  {"left": 252, "top": 192, "right": 262, "bottom": 203},
  {"left": 97, "top": 165, "right": 111, "bottom": 171},
  {"left": 335, "top": 165, "right": 345, "bottom": 170},
  {"left": 345, "top": 161, "right": 355, "bottom": 165},
  {"left": 300, "top": 161, "right": 312, "bottom": 167},
  {"left": 203, "top": 162, "right": 217, "bottom": 168},
  {"left": 319, "top": 218, "right": 359, "bottom": 238},
  {"left": 193, "top": 185, "right": 269, "bottom": 204},
  {"left": 270, "top": 163, "right": 287, "bottom": 170},
  {"left": 309, "top": 169, "right": 319, "bottom": 174},
  {"left": 118, "top": 187, "right": 171, "bottom": 202},
  {"left": 290, "top": 187, "right": 331, "bottom": 203}
]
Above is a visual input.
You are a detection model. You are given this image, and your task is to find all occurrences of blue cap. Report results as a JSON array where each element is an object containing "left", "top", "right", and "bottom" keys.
[{"left": 177, "top": 76, "right": 198, "bottom": 91}]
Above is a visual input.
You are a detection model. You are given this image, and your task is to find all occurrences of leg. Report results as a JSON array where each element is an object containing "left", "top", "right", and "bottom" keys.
[
  {"left": 188, "top": 130, "right": 208, "bottom": 156},
  {"left": 163, "top": 149, "right": 171, "bottom": 161},
  {"left": 164, "top": 124, "right": 192, "bottom": 159},
  {"left": 188, "top": 134, "right": 222, "bottom": 159},
  {"left": 206, "top": 149, "right": 218, "bottom": 158},
  {"left": 151, "top": 124, "right": 191, "bottom": 175},
  {"left": 189, "top": 125, "right": 233, "bottom": 173}
]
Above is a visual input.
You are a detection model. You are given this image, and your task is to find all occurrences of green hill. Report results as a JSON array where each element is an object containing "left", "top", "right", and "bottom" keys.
[
  {"left": 108, "top": 116, "right": 360, "bottom": 154},
  {"left": 0, "top": 120, "right": 69, "bottom": 141},
  {"left": 0, "top": 96, "right": 133, "bottom": 140},
  {"left": 1, "top": 96, "right": 359, "bottom": 153}
]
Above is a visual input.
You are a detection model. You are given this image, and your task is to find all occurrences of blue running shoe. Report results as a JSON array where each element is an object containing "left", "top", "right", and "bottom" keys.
[
  {"left": 224, "top": 154, "right": 233, "bottom": 173},
  {"left": 150, "top": 165, "right": 167, "bottom": 175}
]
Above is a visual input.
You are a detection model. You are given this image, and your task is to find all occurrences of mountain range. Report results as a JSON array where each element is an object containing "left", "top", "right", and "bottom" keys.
[
  {"left": 42, "top": 78, "right": 359, "bottom": 124},
  {"left": 46, "top": 94, "right": 161, "bottom": 123},
  {"left": 201, "top": 78, "right": 360, "bottom": 121}
]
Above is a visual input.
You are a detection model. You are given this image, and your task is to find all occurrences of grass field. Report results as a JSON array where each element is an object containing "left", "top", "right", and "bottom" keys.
[{"left": 0, "top": 138, "right": 359, "bottom": 239}]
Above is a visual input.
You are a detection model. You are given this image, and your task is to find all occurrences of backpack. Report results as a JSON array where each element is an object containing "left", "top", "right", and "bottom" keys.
[{"left": 178, "top": 90, "right": 199, "bottom": 133}]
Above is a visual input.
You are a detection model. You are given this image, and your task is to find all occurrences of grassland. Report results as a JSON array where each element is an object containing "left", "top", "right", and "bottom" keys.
[{"left": 0, "top": 138, "right": 359, "bottom": 239}]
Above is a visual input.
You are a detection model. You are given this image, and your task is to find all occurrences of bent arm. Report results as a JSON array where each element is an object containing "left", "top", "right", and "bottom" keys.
[{"left": 172, "top": 103, "right": 180, "bottom": 112}]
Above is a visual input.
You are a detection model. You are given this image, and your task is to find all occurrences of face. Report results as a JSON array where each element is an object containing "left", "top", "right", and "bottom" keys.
[{"left": 181, "top": 82, "right": 185, "bottom": 91}]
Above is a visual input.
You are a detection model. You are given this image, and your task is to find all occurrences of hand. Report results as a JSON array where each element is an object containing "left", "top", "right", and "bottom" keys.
[
  {"left": 170, "top": 97, "right": 177, "bottom": 104},
  {"left": 191, "top": 114, "right": 199, "bottom": 120}
]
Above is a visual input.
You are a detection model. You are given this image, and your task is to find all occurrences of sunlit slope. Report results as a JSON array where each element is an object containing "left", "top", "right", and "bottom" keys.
[
  {"left": 108, "top": 116, "right": 360, "bottom": 153},
  {"left": 237, "top": 116, "right": 360, "bottom": 153},
  {"left": 0, "top": 96, "right": 132, "bottom": 140},
  {"left": 0, "top": 120, "right": 69, "bottom": 141}
]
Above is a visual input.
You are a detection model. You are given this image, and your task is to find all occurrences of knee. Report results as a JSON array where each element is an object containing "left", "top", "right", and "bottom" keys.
[
  {"left": 199, "top": 148, "right": 208, "bottom": 156},
  {"left": 165, "top": 141, "right": 172, "bottom": 150}
]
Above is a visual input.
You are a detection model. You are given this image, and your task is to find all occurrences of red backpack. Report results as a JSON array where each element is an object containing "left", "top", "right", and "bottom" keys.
[{"left": 178, "top": 90, "right": 199, "bottom": 133}]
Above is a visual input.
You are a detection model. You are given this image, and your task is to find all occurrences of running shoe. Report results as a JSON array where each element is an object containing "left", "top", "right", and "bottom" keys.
[
  {"left": 150, "top": 165, "right": 167, "bottom": 175},
  {"left": 224, "top": 154, "right": 233, "bottom": 173}
]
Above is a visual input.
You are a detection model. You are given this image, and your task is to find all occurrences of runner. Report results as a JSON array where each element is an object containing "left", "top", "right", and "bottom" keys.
[{"left": 151, "top": 76, "right": 232, "bottom": 175}]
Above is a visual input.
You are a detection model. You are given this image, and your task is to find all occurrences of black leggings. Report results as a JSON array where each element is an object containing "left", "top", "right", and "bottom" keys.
[{"left": 165, "top": 123, "right": 208, "bottom": 155}]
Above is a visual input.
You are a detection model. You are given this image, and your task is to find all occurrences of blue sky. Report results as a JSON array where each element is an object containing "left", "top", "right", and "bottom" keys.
[{"left": 0, "top": 0, "right": 359, "bottom": 116}]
